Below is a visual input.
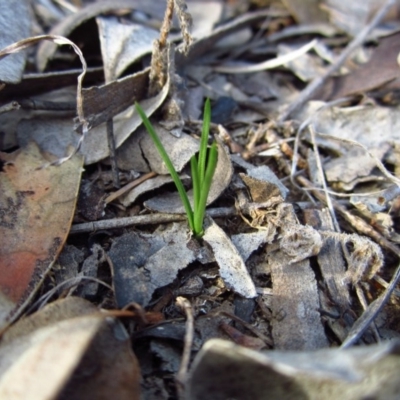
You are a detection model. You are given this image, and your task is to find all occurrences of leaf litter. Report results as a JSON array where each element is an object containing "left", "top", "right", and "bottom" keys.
[{"left": 1, "top": 0, "right": 400, "bottom": 399}]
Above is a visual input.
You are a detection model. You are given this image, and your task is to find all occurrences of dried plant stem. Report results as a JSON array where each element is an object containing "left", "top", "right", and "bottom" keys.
[
  {"left": 106, "top": 118, "right": 120, "bottom": 188},
  {"left": 277, "top": 0, "right": 396, "bottom": 122},
  {"left": 70, "top": 206, "right": 237, "bottom": 234},
  {"left": 159, "top": 0, "right": 174, "bottom": 49},
  {"left": 105, "top": 171, "right": 157, "bottom": 204},
  {"left": 175, "top": 297, "right": 194, "bottom": 400}
]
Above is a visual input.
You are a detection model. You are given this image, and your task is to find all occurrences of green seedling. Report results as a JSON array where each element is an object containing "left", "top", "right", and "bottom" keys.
[{"left": 135, "top": 99, "right": 218, "bottom": 238}]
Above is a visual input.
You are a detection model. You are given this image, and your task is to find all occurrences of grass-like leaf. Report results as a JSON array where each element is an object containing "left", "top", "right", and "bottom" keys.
[
  {"left": 193, "top": 141, "right": 218, "bottom": 236},
  {"left": 135, "top": 99, "right": 218, "bottom": 238},
  {"left": 135, "top": 102, "right": 194, "bottom": 232},
  {"left": 197, "top": 98, "right": 211, "bottom": 188}
]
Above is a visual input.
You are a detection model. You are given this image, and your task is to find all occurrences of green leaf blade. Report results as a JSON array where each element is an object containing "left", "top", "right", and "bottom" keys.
[
  {"left": 193, "top": 141, "right": 218, "bottom": 237},
  {"left": 197, "top": 98, "right": 211, "bottom": 188},
  {"left": 135, "top": 102, "right": 194, "bottom": 232}
]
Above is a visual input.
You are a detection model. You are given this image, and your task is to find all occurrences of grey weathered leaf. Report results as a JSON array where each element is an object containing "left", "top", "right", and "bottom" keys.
[
  {"left": 109, "top": 223, "right": 195, "bottom": 308},
  {"left": 203, "top": 218, "right": 257, "bottom": 299},
  {"left": 186, "top": 338, "right": 400, "bottom": 400},
  {"left": 97, "top": 16, "right": 158, "bottom": 82},
  {"left": 0, "top": 297, "right": 141, "bottom": 400},
  {"left": 0, "top": 0, "right": 30, "bottom": 83}
]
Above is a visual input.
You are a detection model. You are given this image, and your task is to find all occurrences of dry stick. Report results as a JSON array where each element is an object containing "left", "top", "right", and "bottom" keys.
[
  {"left": 149, "top": 0, "right": 174, "bottom": 94},
  {"left": 159, "top": 0, "right": 174, "bottom": 49},
  {"left": 105, "top": 171, "right": 157, "bottom": 204},
  {"left": 70, "top": 206, "right": 237, "bottom": 233},
  {"left": 175, "top": 297, "right": 194, "bottom": 400},
  {"left": 106, "top": 118, "right": 120, "bottom": 188},
  {"left": 308, "top": 124, "right": 341, "bottom": 233},
  {"left": 277, "top": 0, "right": 396, "bottom": 123},
  {"left": 354, "top": 284, "right": 381, "bottom": 343},
  {"left": 221, "top": 311, "right": 273, "bottom": 346}
]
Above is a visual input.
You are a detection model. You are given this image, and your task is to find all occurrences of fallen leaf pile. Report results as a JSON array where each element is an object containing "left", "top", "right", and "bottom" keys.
[{"left": 1, "top": 0, "right": 400, "bottom": 399}]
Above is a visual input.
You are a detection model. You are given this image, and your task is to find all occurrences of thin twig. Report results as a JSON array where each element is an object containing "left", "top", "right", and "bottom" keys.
[
  {"left": 105, "top": 171, "right": 157, "bottom": 204},
  {"left": 106, "top": 118, "right": 120, "bottom": 188},
  {"left": 221, "top": 311, "right": 273, "bottom": 346},
  {"left": 308, "top": 124, "right": 341, "bottom": 233},
  {"left": 277, "top": 0, "right": 396, "bottom": 123},
  {"left": 175, "top": 296, "right": 194, "bottom": 400},
  {"left": 70, "top": 206, "right": 238, "bottom": 234},
  {"left": 354, "top": 284, "right": 381, "bottom": 343}
]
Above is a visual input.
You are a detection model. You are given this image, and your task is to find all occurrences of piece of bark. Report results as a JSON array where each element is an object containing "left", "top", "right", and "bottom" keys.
[
  {"left": 268, "top": 205, "right": 328, "bottom": 350},
  {"left": 269, "top": 247, "right": 328, "bottom": 350}
]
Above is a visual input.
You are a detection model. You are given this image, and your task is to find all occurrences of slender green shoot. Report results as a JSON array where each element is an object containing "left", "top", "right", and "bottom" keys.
[
  {"left": 193, "top": 141, "right": 218, "bottom": 236},
  {"left": 135, "top": 99, "right": 218, "bottom": 238},
  {"left": 197, "top": 98, "right": 211, "bottom": 188},
  {"left": 135, "top": 102, "right": 194, "bottom": 232}
]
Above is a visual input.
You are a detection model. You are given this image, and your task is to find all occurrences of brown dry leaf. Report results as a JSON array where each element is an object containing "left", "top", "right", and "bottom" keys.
[
  {"left": 318, "top": 31, "right": 400, "bottom": 101},
  {"left": 0, "top": 297, "right": 141, "bottom": 400},
  {"left": 282, "top": 0, "right": 329, "bottom": 24},
  {"left": 0, "top": 143, "right": 82, "bottom": 327},
  {"left": 80, "top": 69, "right": 149, "bottom": 131}
]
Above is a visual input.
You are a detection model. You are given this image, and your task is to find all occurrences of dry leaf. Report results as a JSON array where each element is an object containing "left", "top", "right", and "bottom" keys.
[
  {"left": 203, "top": 217, "right": 257, "bottom": 299},
  {"left": 0, "top": 143, "right": 82, "bottom": 327},
  {"left": 318, "top": 32, "right": 400, "bottom": 101},
  {"left": 282, "top": 0, "right": 329, "bottom": 23},
  {"left": 97, "top": 16, "right": 159, "bottom": 82},
  {"left": 0, "top": 0, "right": 31, "bottom": 83},
  {"left": 0, "top": 297, "right": 141, "bottom": 400},
  {"left": 36, "top": 0, "right": 165, "bottom": 71},
  {"left": 186, "top": 338, "right": 400, "bottom": 400},
  {"left": 109, "top": 222, "right": 195, "bottom": 307}
]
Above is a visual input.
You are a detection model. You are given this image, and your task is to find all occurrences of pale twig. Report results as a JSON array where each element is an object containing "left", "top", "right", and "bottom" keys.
[
  {"left": 354, "top": 284, "right": 381, "bottom": 343},
  {"left": 277, "top": 0, "right": 396, "bottom": 122},
  {"left": 308, "top": 124, "right": 341, "bottom": 233},
  {"left": 175, "top": 297, "right": 194, "bottom": 400},
  {"left": 105, "top": 171, "right": 157, "bottom": 204},
  {"left": 214, "top": 39, "right": 317, "bottom": 74}
]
